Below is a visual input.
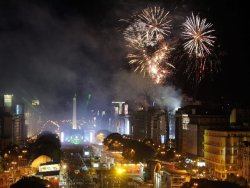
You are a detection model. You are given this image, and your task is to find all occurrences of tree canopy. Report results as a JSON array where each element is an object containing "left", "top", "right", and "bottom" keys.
[
  {"left": 10, "top": 176, "right": 54, "bottom": 188},
  {"left": 27, "top": 131, "right": 61, "bottom": 163},
  {"left": 103, "top": 133, "right": 155, "bottom": 162}
]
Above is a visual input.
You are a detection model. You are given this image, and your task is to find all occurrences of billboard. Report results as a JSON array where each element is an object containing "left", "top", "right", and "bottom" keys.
[{"left": 39, "top": 164, "right": 60, "bottom": 172}]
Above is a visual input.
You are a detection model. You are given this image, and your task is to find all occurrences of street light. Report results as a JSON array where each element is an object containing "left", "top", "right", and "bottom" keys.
[
  {"left": 62, "top": 164, "right": 67, "bottom": 170},
  {"left": 115, "top": 167, "right": 126, "bottom": 188},
  {"left": 193, "top": 182, "right": 198, "bottom": 187},
  {"left": 116, "top": 167, "right": 126, "bottom": 175}
]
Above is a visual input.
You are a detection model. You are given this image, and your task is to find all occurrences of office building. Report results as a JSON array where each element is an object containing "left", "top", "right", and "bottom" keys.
[
  {"left": 175, "top": 105, "right": 229, "bottom": 156},
  {"left": 13, "top": 103, "right": 27, "bottom": 145},
  {"left": 26, "top": 99, "right": 42, "bottom": 137},
  {"left": 111, "top": 102, "right": 130, "bottom": 135},
  {"left": 239, "top": 141, "right": 250, "bottom": 184},
  {"left": 203, "top": 128, "right": 250, "bottom": 180},
  {"left": 130, "top": 107, "right": 167, "bottom": 144}
]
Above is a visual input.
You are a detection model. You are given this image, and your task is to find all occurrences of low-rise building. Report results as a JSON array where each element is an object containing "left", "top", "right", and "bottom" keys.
[{"left": 154, "top": 162, "right": 190, "bottom": 188}]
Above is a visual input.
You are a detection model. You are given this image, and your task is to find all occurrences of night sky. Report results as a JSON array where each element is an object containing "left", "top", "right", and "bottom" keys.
[{"left": 0, "top": 0, "right": 249, "bottom": 119}]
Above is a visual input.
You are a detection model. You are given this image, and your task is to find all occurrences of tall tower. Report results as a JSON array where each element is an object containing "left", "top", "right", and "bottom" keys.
[{"left": 72, "top": 94, "right": 77, "bottom": 130}]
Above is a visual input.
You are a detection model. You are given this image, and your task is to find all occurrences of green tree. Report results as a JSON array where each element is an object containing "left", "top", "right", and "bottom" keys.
[
  {"left": 143, "top": 138, "right": 154, "bottom": 147},
  {"left": 123, "top": 139, "right": 155, "bottom": 162},
  {"left": 28, "top": 131, "right": 61, "bottom": 163},
  {"left": 0, "top": 156, "right": 5, "bottom": 172},
  {"left": 103, "top": 133, "right": 124, "bottom": 150},
  {"left": 1, "top": 144, "right": 20, "bottom": 170},
  {"left": 10, "top": 176, "right": 54, "bottom": 188}
]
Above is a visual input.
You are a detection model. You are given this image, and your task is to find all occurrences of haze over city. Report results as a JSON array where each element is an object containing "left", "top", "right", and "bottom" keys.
[
  {"left": 0, "top": 0, "right": 249, "bottom": 120},
  {"left": 1, "top": 1, "right": 250, "bottom": 188}
]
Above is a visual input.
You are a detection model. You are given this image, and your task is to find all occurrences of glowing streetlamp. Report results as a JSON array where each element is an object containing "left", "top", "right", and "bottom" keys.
[
  {"left": 116, "top": 167, "right": 126, "bottom": 175},
  {"left": 114, "top": 167, "right": 126, "bottom": 188}
]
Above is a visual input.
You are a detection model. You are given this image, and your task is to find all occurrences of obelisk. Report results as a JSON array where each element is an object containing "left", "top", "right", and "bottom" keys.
[{"left": 72, "top": 94, "right": 77, "bottom": 129}]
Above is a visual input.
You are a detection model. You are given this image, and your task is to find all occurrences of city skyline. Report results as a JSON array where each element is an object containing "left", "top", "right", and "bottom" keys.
[{"left": 0, "top": 0, "right": 249, "bottom": 119}]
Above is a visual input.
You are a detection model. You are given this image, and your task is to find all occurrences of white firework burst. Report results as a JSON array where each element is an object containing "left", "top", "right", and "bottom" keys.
[
  {"left": 121, "top": 6, "right": 174, "bottom": 84},
  {"left": 137, "top": 6, "right": 172, "bottom": 42},
  {"left": 182, "top": 13, "right": 215, "bottom": 58}
]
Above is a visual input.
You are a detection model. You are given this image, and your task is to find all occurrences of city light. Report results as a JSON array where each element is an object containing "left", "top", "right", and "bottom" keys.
[
  {"left": 116, "top": 167, "right": 126, "bottom": 175},
  {"left": 0, "top": 1, "right": 248, "bottom": 188}
]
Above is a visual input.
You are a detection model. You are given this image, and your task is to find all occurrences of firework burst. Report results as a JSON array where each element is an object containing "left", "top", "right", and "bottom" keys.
[
  {"left": 182, "top": 13, "right": 215, "bottom": 58},
  {"left": 127, "top": 35, "right": 174, "bottom": 84},
  {"left": 181, "top": 13, "right": 217, "bottom": 83},
  {"left": 122, "top": 6, "right": 174, "bottom": 84},
  {"left": 138, "top": 6, "right": 172, "bottom": 42}
]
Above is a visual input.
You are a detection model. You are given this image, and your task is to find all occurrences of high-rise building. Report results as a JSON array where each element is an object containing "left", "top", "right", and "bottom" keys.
[
  {"left": 167, "top": 109, "right": 176, "bottom": 140},
  {"left": 130, "top": 109, "right": 148, "bottom": 139},
  {"left": 111, "top": 102, "right": 130, "bottom": 135},
  {"left": 175, "top": 105, "right": 230, "bottom": 156},
  {"left": 13, "top": 103, "right": 26, "bottom": 145},
  {"left": 1, "top": 94, "right": 14, "bottom": 141},
  {"left": 130, "top": 107, "right": 167, "bottom": 144},
  {"left": 0, "top": 94, "right": 28, "bottom": 148},
  {"left": 26, "top": 99, "right": 42, "bottom": 137},
  {"left": 239, "top": 141, "right": 250, "bottom": 184},
  {"left": 230, "top": 108, "right": 250, "bottom": 126},
  {"left": 112, "top": 101, "right": 125, "bottom": 115},
  {"left": 4, "top": 94, "right": 13, "bottom": 113}
]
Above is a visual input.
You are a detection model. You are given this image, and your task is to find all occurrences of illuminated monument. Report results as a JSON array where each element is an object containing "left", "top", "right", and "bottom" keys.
[
  {"left": 60, "top": 94, "right": 100, "bottom": 145},
  {"left": 72, "top": 94, "right": 77, "bottom": 130}
]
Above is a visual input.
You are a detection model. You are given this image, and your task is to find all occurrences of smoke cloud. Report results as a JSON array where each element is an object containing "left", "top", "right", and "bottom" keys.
[{"left": 112, "top": 70, "right": 182, "bottom": 111}]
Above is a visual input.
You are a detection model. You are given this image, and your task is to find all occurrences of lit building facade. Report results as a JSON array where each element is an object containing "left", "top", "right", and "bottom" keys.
[
  {"left": 0, "top": 94, "right": 28, "bottom": 149},
  {"left": 130, "top": 109, "right": 148, "bottom": 139},
  {"left": 130, "top": 107, "right": 167, "bottom": 144},
  {"left": 0, "top": 94, "right": 14, "bottom": 149},
  {"left": 164, "top": 170, "right": 190, "bottom": 188},
  {"left": 175, "top": 105, "right": 229, "bottom": 156},
  {"left": 203, "top": 129, "right": 250, "bottom": 180},
  {"left": 111, "top": 102, "right": 130, "bottom": 135},
  {"left": 230, "top": 108, "right": 250, "bottom": 126},
  {"left": 4, "top": 94, "right": 13, "bottom": 113},
  {"left": 239, "top": 141, "right": 250, "bottom": 184},
  {"left": 13, "top": 103, "right": 26, "bottom": 145},
  {"left": 167, "top": 109, "right": 176, "bottom": 140},
  {"left": 26, "top": 99, "right": 42, "bottom": 137},
  {"left": 153, "top": 163, "right": 190, "bottom": 188},
  {"left": 151, "top": 109, "right": 167, "bottom": 144}
]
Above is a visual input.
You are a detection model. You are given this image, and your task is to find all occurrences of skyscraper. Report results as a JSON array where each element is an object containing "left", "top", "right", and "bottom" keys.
[
  {"left": 0, "top": 94, "right": 27, "bottom": 148},
  {"left": 4, "top": 94, "right": 13, "bottom": 113},
  {"left": 26, "top": 99, "right": 42, "bottom": 137},
  {"left": 2, "top": 94, "right": 14, "bottom": 140},
  {"left": 72, "top": 94, "right": 77, "bottom": 130},
  {"left": 13, "top": 103, "right": 26, "bottom": 145}
]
